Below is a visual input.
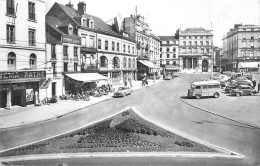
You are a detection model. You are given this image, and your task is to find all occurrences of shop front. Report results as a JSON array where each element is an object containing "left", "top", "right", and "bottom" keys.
[
  {"left": 0, "top": 70, "right": 46, "bottom": 109},
  {"left": 164, "top": 65, "right": 179, "bottom": 78}
]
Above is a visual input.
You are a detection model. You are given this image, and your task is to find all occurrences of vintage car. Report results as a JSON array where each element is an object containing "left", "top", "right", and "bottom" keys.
[
  {"left": 164, "top": 75, "right": 173, "bottom": 80},
  {"left": 230, "top": 85, "right": 257, "bottom": 96},
  {"left": 225, "top": 81, "right": 253, "bottom": 93},
  {"left": 113, "top": 86, "right": 132, "bottom": 97}
]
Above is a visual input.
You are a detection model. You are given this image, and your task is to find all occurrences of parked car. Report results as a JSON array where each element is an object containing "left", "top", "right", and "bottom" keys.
[
  {"left": 230, "top": 85, "right": 257, "bottom": 96},
  {"left": 225, "top": 81, "right": 253, "bottom": 93},
  {"left": 113, "top": 86, "right": 132, "bottom": 97},
  {"left": 164, "top": 75, "right": 172, "bottom": 80},
  {"left": 213, "top": 74, "right": 230, "bottom": 87}
]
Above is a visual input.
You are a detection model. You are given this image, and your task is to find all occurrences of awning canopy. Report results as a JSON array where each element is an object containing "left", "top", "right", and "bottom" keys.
[
  {"left": 238, "top": 62, "right": 260, "bottom": 69},
  {"left": 138, "top": 60, "right": 161, "bottom": 69},
  {"left": 66, "top": 73, "right": 108, "bottom": 83}
]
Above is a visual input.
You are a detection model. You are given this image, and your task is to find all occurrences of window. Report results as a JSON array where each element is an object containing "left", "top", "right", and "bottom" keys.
[
  {"left": 173, "top": 54, "right": 176, "bottom": 58},
  {"left": 200, "top": 36, "right": 203, "bottom": 39},
  {"left": 160, "top": 54, "right": 162, "bottom": 58},
  {"left": 201, "top": 48, "right": 204, "bottom": 53},
  {"left": 206, "top": 49, "right": 210, "bottom": 53},
  {"left": 251, "top": 35, "right": 254, "bottom": 40},
  {"left": 195, "top": 86, "right": 201, "bottom": 89},
  {"left": 113, "top": 57, "right": 120, "bottom": 68},
  {"left": 51, "top": 44, "right": 56, "bottom": 58},
  {"left": 123, "top": 44, "right": 126, "bottom": 52},
  {"left": 64, "top": 62, "right": 68, "bottom": 72},
  {"left": 195, "top": 36, "right": 197, "bottom": 39},
  {"left": 166, "top": 48, "right": 169, "bottom": 52},
  {"left": 167, "top": 54, "right": 169, "bottom": 58},
  {"left": 51, "top": 62, "right": 56, "bottom": 74},
  {"left": 250, "top": 50, "right": 254, "bottom": 57},
  {"left": 7, "top": 0, "right": 15, "bottom": 15},
  {"left": 105, "top": 40, "right": 108, "bottom": 50},
  {"left": 173, "top": 61, "right": 176, "bottom": 65},
  {"left": 98, "top": 39, "right": 101, "bottom": 49},
  {"left": 128, "top": 45, "right": 130, "bottom": 53},
  {"left": 7, "top": 52, "right": 16, "bottom": 70},
  {"left": 89, "top": 38, "right": 94, "bottom": 48},
  {"left": 189, "top": 41, "right": 192, "bottom": 46},
  {"left": 200, "top": 41, "right": 203, "bottom": 46},
  {"left": 251, "top": 42, "right": 254, "bottom": 48},
  {"left": 117, "top": 43, "right": 119, "bottom": 51},
  {"left": 6, "top": 25, "right": 15, "bottom": 43},
  {"left": 132, "top": 59, "right": 135, "bottom": 68},
  {"left": 29, "top": 53, "right": 36, "bottom": 69},
  {"left": 28, "top": 2, "right": 35, "bottom": 20},
  {"left": 243, "top": 34, "right": 246, "bottom": 39},
  {"left": 183, "top": 36, "right": 186, "bottom": 39},
  {"left": 206, "top": 41, "right": 209, "bottom": 46},
  {"left": 189, "top": 36, "right": 191, "bottom": 39},
  {"left": 63, "top": 46, "right": 68, "bottom": 59},
  {"left": 195, "top": 41, "right": 197, "bottom": 46},
  {"left": 82, "top": 19, "right": 86, "bottom": 26},
  {"left": 166, "top": 61, "right": 169, "bottom": 65},
  {"left": 81, "top": 36, "right": 86, "bottom": 47},
  {"left": 183, "top": 41, "right": 186, "bottom": 46},
  {"left": 123, "top": 57, "right": 127, "bottom": 68},
  {"left": 128, "top": 58, "right": 131, "bottom": 68},
  {"left": 167, "top": 41, "right": 169, "bottom": 44},
  {"left": 28, "top": 29, "right": 36, "bottom": 46},
  {"left": 112, "top": 41, "right": 115, "bottom": 51},
  {"left": 242, "top": 41, "right": 246, "bottom": 47},
  {"left": 132, "top": 47, "right": 134, "bottom": 54},
  {"left": 74, "top": 47, "right": 78, "bottom": 59},
  {"left": 100, "top": 56, "right": 108, "bottom": 67},
  {"left": 74, "top": 63, "right": 78, "bottom": 71}
]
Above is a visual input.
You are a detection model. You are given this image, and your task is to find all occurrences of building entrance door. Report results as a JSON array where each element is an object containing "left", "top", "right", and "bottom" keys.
[
  {"left": 0, "top": 91, "right": 7, "bottom": 108},
  {"left": 202, "top": 60, "right": 208, "bottom": 72},
  {"left": 52, "top": 82, "right": 56, "bottom": 96},
  {"left": 12, "top": 90, "right": 22, "bottom": 106}
]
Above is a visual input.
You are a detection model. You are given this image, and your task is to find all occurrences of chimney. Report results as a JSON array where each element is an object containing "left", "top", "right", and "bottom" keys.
[
  {"left": 78, "top": 1, "right": 86, "bottom": 16},
  {"left": 66, "top": 0, "right": 74, "bottom": 8}
]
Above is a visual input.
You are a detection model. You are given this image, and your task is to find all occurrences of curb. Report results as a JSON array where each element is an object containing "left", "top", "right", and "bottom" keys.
[
  {"left": 179, "top": 96, "right": 260, "bottom": 129},
  {"left": 0, "top": 80, "right": 163, "bottom": 130}
]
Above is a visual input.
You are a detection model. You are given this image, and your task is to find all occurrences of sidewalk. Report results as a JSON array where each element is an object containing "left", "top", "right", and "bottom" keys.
[{"left": 0, "top": 79, "right": 163, "bottom": 129}]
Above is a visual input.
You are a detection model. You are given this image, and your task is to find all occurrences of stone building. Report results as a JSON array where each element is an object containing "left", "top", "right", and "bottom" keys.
[
  {"left": 222, "top": 24, "right": 260, "bottom": 72},
  {"left": 179, "top": 28, "right": 213, "bottom": 73},
  {"left": 0, "top": 0, "right": 47, "bottom": 109}
]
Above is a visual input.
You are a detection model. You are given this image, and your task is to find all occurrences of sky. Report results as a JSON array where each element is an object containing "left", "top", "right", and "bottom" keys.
[{"left": 46, "top": 0, "right": 260, "bottom": 47}]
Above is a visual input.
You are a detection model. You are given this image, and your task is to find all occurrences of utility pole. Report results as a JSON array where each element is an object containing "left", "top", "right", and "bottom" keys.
[{"left": 211, "top": 44, "right": 214, "bottom": 79}]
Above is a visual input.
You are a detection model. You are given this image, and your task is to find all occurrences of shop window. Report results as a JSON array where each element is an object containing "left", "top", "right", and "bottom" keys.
[
  {"left": 7, "top": 52, "right": 16, "bottom": 70},
  {"left": 98, "top": 39, "right": 101, "bottom": 49},
  {"left": 132, "top": 58, "right": 135, "bottom": 68},
  {"left": 28, "top": 2, "right": 35, "bottom": 20},
  {"left": 7, "top": 0, "right": 15, "bottom": 16},
  {"left": 113, "top": 57, "right": 120, "bottom": 68},
  {"left": 128, "top": 58, "right": 131, "bottom": 68},
  {"left": 7, "top": 24, "right": 15, "bottom": 43},
  {"left": 64, "top": 62, "right": 68, "bottom": 72},
  {"left": 51, "top": 44, "right": 56, "bottom": 58},
  {"left": 123, "top": 57, "right": 127, "bottom": 68},
  {"left": 28, "top": 29, "right": 36, "bottom": 46},
  {"left": 29, "top": 53, "right": 36, "bottom": 69},
  {"left": 100, "top": 56, "right": 108, "bottom": 67},
  {"left": 105, "top": 40, "right": 108, "bottom": 50}
]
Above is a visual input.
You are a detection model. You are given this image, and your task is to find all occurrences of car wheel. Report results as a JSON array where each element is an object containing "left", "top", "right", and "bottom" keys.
[
  {"left": 214, "top": 92, "right": 220, "bottom": 98},
  {"left": 195, "top": 94, "right": 201, "bottom": 99},
  {"left": 236, "top": 92, "right": 240, "bottom": 97},
  {"left": 250, "top": 91, "right": 255, "bottom": 96}
]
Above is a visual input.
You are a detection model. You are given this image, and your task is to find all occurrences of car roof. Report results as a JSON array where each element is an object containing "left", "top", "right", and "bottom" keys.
[
  {"left": 238, "top": 85, "right": 251, "bottom": 87},
  {"left": 192, "top": 80, "right": 220, "bottom": 86}
]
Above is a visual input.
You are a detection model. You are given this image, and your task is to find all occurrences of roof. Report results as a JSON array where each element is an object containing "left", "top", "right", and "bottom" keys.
[
  {"left": 192, "top": 80, "right": 220, "bottom": 86},
  {"left": 46, "top": 16, "right": 67, "bottom": 35},
  {"left": 56, "top": 2, "right": 118, "bottom": 36},
  {"left": 184, "top": 28, "right": 206, "bottom": 31}
]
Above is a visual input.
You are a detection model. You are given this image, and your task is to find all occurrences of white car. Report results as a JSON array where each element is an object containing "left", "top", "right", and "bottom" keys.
[{"left": 113, "top": 86, "right": 132, "bottom": 97}]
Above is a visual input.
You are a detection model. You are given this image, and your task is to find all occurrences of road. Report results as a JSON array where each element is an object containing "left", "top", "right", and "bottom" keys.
[{"left": 1, "top": 74, "right": 260, "bottom": 165}]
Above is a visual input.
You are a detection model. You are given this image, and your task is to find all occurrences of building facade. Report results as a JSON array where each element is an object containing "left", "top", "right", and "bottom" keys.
[
  {"left": 179, "top": 28, "right": 213, "bottom": 73},
  {"left": 0, "top": 0, "right": 46, "bottom": 109},
  {"left": 158, "top": 36, "right": 179, "bottom": 76},
  {"left": 123, "top": 14, "right": 161, "bottom": 79},
  {"left": 222, "top": 24, "right": 260, "bottom": 72},
  {"left": 46, "top": 1, "right": 137, "bottom": 93}
]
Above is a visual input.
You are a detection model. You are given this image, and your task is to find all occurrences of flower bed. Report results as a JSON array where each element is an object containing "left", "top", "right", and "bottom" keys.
[{"left": 0, "top": 109, "right": 218, "bottom": 157}]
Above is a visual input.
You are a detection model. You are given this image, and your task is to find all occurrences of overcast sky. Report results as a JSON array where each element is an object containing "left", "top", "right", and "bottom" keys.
[{"left": 46, "top": 0, "right": 260, "bottom": 47}]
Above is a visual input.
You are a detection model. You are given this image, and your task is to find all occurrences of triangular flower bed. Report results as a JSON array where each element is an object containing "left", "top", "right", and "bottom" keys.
[{"left": 1, "top": 109, "right": 222, "bottom": 157}]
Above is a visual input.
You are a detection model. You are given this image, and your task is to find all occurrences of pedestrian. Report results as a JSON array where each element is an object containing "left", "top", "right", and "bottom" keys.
[
  {"left": 252, "top": 80, "right": 256, "bottom": 89},
  {"left": 258, "top": 82, "right": 260, "bottom": 93},
  {"left": 128, "top": 77, "right": 132, "bottom": 88}
]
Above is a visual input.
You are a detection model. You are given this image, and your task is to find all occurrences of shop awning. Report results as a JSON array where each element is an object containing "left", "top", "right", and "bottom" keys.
[
  {"left": 238, "top": 62, "right": 260, "bottom": 69},
  {"left": 138, "top": 60, "right": 161, "bottom": 69},
  {"left": 65, "top": 73, "right": 108, "bottom": 83}
]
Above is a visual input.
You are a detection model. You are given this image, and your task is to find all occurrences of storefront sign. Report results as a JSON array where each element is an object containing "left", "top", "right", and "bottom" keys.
[
  {"left": 0, "top": 71, "right": 46, "bottom": 80},
  {"left": 0, "top": 84, "right": 26, "bottom": 91},
  {"left": 62, "top": 36, "right": 81, "bottom": 45}
]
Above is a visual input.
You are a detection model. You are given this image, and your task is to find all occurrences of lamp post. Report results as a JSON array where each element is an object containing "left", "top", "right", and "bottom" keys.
[{"left": 211, "top": 44, "right": 214, "bottom": 79}]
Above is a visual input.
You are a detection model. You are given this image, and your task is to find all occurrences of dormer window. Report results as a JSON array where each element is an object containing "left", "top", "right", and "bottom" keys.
[
  {"left": 68, "top": 24, "right": 73, "bottom": 35},
  {"left": 82, "top": 18, "right": 86, "bottom": 26},
  {"left": 88, "top": 18, "right": 94, "bottom": 29}
]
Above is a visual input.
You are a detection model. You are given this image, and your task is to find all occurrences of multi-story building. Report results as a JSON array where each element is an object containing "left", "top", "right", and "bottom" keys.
[
  {"left": 0, "top": 0, "right": 46, "bottom": 109},
  {"left": 158, "top": 36, "right": 179, "bottom": 75},
  {"left": 46, "top": 2, "right": 137, "bottom": 93},
  {"left": 179, "top": 28, "right": 213, "bottom": 73},
  {"left": 123, "top": 14, "right": 161, "bottom": 79},
  {"left": 222, "top": 24, "right": 260, "bottom": 72}
]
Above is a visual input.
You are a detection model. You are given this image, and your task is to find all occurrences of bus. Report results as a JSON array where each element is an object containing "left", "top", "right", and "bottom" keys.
[{"left": 187, "top": 80, "right": 221, "bottom": 99}]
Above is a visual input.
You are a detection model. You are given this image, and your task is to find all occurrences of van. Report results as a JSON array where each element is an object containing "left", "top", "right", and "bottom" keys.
[{"left": 187, "top": 80, "right": 221, "bottom": 99}]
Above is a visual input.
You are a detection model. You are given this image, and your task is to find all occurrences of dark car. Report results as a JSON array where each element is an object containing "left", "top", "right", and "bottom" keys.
[
  {"left": 225, "top": 81, "right": 252, "bottom": 93},
  {"left": 230, "top": 85, "right": 257, "bottom": 96}
]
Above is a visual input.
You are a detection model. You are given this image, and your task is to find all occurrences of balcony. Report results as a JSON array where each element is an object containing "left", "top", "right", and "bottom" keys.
[
  {"left": 81, "top": 63, "right": 98, "bottom": 72},
  {"left": 81, "top": 46, "right": 97, "bottom": 53}
]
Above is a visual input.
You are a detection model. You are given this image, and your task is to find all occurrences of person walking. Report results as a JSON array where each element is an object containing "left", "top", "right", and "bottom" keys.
[
  {"left": 128, "top": 77, "right": 132, "bottom": 88},
  {"left": 258, "top": 82, "right": 260, "bottom": 93}
]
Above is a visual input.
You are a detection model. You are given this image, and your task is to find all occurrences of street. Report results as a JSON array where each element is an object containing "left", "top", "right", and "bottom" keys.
[{"left": 1, "top": 74, "right": 260, "bottom": 165}]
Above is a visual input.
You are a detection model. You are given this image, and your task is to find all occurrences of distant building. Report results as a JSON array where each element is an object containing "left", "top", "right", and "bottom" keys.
[
  {"left": 123, "top": 14, "right": 161, "bottom": 79},
  {"left": 222, "top": 24, "right": 260, "bottom": 72},
  {"left": 179, "top": 28, "right": 213, "bottom": 73},
  {"left": 0, "top": 0, "right": 47, "bottom": 109},
  {"left": 158, "top": 36, "right": 179, "bottom": 76}
]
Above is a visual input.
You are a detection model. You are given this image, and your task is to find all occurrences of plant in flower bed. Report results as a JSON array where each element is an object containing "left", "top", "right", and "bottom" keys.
[{"left": 0, "top": 109, "right": 218, "bottom": 157}]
